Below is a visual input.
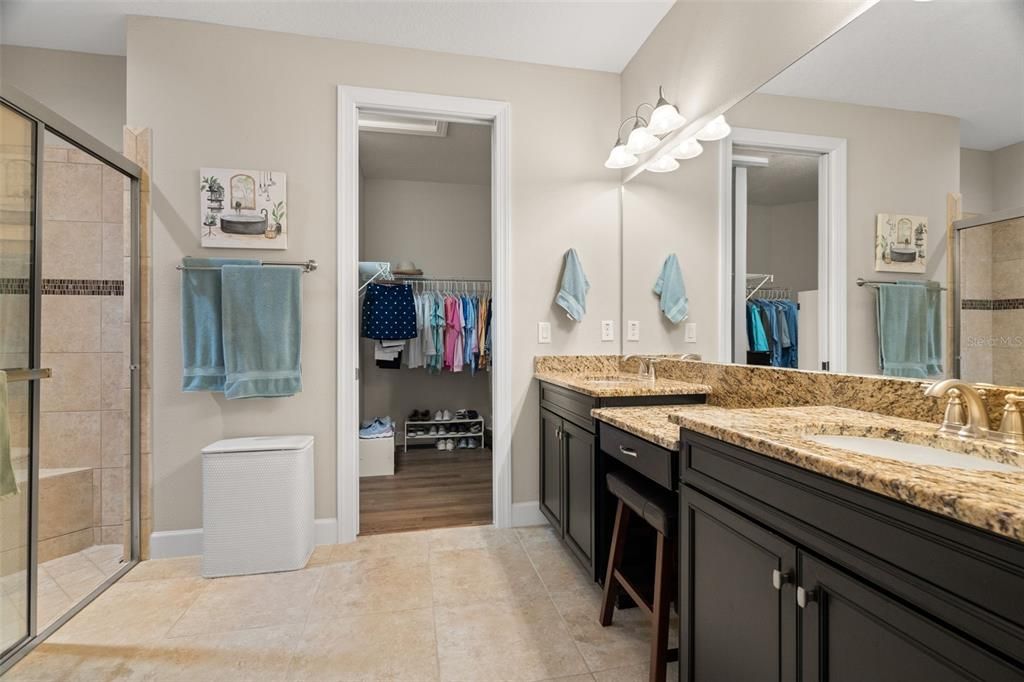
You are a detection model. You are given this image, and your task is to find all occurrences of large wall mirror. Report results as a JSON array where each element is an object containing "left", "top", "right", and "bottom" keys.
[{"left": 621, "top": 0, "right": 1023, "bottom": 385}]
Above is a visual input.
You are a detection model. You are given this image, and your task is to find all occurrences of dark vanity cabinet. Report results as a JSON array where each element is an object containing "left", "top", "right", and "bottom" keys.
[
  {"left": 537, "top": 382, "right": 704, "bottom": 579},
  {"left": 680, "top": 430, "right": 1024, "bottom": 682}
]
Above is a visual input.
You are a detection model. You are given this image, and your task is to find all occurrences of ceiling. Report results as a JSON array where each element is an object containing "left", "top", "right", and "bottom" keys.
[
  {"left": 758, "top": 0, "right": 1024, "bottom": 151},
  {"left": 360, "top": 121, "right": 491, "bottom": 185},
  {"left": 0, "top": 0, "right": 674, "bottom": 73},
  {"left": 739, "top": 148, "right": 819, "bottom": 206}
]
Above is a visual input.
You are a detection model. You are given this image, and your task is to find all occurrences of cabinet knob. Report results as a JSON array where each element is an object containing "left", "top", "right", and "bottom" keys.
[
  {"left": 771, "top": 569, "right": 792, "bottom": 590},
  {"left": 618, "top": 445, "right": 639, "bottom": 458},
  {"left": 796, "top": 586, "right": 817, "bottom": 608}
]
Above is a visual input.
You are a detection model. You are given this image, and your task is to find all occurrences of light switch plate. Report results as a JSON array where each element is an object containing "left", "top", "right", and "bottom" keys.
[
  {"left": 684, "top": 322, "right": 697, "bottom": 343},
  {"left": 538, "top": 321, "right": 551, "bottom": 344},
  {"left": 627, "top": 320, "right": 640, "bottom": 342},
  {"left": 601, "top": 320, "right": 615, "bottom": 342}
]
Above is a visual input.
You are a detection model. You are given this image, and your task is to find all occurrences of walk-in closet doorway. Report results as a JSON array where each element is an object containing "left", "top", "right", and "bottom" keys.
[{"left": 337, "top": 87, "right": 511, "bottom": 543}]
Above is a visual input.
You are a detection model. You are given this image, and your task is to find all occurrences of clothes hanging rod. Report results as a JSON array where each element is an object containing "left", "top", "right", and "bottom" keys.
[
  {"left": 856, "top": 277, "right": 946, "bottom": 291},
  {"left": 176, "top": 259, "right": 318, "bottom": 273},
  {"left": 395, "top": 276, "right": 491, "bottom": 283}
]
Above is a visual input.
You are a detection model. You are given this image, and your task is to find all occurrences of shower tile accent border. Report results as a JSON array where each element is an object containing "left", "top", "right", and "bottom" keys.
[{"left": 962, "top": 298, "right": 1024, "bottom": 311}]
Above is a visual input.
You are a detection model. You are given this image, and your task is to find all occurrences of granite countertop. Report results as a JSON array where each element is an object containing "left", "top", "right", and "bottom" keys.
[
  {"left": 534, "top": 371, "right": 711, "bottom": 398},
  {"left": 591, "top": 406, "right": 685, "bottom": 450},
  {"left": 668, "top": 405, "right": 1024, "bottom": 543}
]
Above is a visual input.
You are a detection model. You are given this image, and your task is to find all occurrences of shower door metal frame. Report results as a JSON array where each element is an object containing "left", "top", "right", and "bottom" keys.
[{"left": 0, "top": 85, "right": 143, "bottom": 674}]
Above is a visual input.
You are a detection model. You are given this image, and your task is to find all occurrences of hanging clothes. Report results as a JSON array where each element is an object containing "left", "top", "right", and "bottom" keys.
[
  {"left": 361, "top": 283, "right": 417, "bottom": 340},
  {"left": 746, "top": 297, "right": 798, "bottom": 368}
]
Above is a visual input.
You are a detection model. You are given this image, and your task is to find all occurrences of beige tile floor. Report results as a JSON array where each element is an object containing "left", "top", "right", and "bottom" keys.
[
  {"left": 2, "top": 544, "right": 125, "bottom": 652},
  {"left": 8, "top": 525, "right": 678, "bottom": 681}
]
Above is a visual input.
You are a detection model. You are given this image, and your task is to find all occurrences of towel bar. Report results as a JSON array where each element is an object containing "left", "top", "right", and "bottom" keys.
[{"left": 176, "top": 259, "right": 317, "bottom": 273}]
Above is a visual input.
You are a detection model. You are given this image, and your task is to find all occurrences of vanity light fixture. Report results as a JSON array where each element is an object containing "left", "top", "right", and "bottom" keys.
[
  {"left": 671, "top": 137, "right": 704, "bottom": 160},
  {"left": 695, "top": 114, "right": 732, "bottom": 142},
  {"left": 646, "top": 87, "right": 687, "bottom": 136},
  {"left": 604, "top": 137, "right": 639, "bottom": 169},
  {"left": 625, "top": 118, "right": 660, "bottom": 155},
  {"left": 646, "top": 155, "right": 680, "bottom": 173}
]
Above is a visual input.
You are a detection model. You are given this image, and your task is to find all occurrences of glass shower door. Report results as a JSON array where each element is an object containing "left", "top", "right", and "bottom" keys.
[{"left": 0, "top": 101, "right": 39, "bottom": 656}]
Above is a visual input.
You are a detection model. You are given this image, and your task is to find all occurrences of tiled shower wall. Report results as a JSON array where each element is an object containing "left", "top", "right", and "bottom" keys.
[
  {"left": 960, "top": 216, "right": 1024, "bottom": 387},
  {"left": 37, "top": 143, "right": 130, "bottom": 561}
]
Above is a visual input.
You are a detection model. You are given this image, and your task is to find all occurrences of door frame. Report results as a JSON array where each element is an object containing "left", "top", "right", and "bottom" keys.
[
  {"left": 336, "top": 86, "right": 512, "bottom": 543},
  {"left": 718, "top": 127, "right": 848, "bottom": 372}
]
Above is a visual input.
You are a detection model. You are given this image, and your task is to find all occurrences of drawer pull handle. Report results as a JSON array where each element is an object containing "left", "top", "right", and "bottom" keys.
[
  {"left": 771, "top": 569, "right": 792, "bottom": 591},
  {"left": 618, "top": 446, "right": 638, "bottom": 458},
  {"left": 796, "top": 586, "right": 817, "bottom": 608}
]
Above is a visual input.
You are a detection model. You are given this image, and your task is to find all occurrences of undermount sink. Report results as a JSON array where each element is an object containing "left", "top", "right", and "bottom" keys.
[{"left": 804, "top": 435, "right": 1022, "bottom": 473}]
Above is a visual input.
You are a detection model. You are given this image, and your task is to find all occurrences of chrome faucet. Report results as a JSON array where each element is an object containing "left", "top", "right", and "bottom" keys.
[
  {"left": 623, "top": 354, "right": 657, "bottom": 381},
  {"left": 924, "top": 380, "right": 991, "bottom": 439}
]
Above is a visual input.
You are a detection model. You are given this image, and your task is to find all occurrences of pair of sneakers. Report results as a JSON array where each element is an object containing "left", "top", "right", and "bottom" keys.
[
  {"left": 433, "top": 409, "right": 453, "bottom": 421},
  {"left": 428, "top": 425, "right": 453, "bottom": 436},
  {"left": 436, "top": 437, "right": 480, "bottom": 450},
  {"left": 359, "top": 416, "right": 393, "bottom": 439},
  {"left": 435, "top": 438, "right": 456, "bottom": 451}
]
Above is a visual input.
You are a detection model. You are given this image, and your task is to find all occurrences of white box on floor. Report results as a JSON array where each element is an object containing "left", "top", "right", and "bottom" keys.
[
  {"left": 201, "top": 435, "right": 314, "bottom": 578},
  {"left": 360, "top": 436, "right": 395, "bottom": 477}
]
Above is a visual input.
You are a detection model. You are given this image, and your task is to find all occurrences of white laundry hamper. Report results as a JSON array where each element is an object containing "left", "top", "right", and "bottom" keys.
[{"left": 201, "top": 435, "right": 315, "bottom": 578}]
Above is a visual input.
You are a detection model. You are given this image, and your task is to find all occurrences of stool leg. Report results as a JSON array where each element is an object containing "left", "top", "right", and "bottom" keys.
[
  {"left": 599, "top": 499, "right": 629, "bottom": 627},
  {"left": 649, "top": 532, "right": 671, "bottom": 682}
]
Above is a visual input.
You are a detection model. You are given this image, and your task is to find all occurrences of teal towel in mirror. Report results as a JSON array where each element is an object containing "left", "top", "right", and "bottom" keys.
[
  {"left": 654, "top": 253, "right": 688, "bottom": 324},
  {"left": 180, "top": 257, "right": 259, "bottom": 392},
  {"left": 0, "top": 371, "right": 18, "bottom": 500},
  {"left": 556, "top": 248, "right": 590, "bottom": 322},
  {"left": 876, "top": 281, "right": 943, "bottom": 378},
  {"left": 221, "top": 264, "right": 303, "bottom": 399}
]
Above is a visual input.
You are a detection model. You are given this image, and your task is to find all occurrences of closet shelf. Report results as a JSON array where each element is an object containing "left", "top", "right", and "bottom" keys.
[{"left": 406, "top": 418, "right": 485, "bottom": 425}]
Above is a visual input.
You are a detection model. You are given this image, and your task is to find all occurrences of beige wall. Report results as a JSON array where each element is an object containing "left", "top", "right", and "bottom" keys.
[
  {"left": 993, "top": 141, "right": 1024, "bottom": 212},
  {"left": 359, "top": 178, "right": 492, "bottom": 429},
  {"left": 127, "top": 16, "right": 622, "bottom": 530},
  {"left": 728, "top": 94, "right": 960, "bottom": 375},
  {"left": 960, "top": 148, "right": 995, "bottom": 216},
  {"left": 1, "top": 45, "right": 126, "bottom": 151},
  {"left": 620, "top": 1, "right": 872, "bottom": 164},
  {"left": 747, "top": 200, "right": 819, "bottom": 294}
]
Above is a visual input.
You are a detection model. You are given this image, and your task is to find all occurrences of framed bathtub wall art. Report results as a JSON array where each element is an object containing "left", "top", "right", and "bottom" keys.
[
  {"left": 199, "top": 168, "right": 287, "bottom": 249},
  {"left": 875, "top": 213, "right": 927, "bottom": 273}
]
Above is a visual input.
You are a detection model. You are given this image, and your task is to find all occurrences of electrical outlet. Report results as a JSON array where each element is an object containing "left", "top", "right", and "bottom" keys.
[
  {"left": 601, "top": 320, "right": 615, "bottom": 342},
  {"left": 537, "top": 321, "right": 551, "bottom": 344},
  {"left": 627, "top": 320, "right": 640, "bottom": 342},
  {"left": 684, "top": 322, "right": 697, "bottom": 343}
]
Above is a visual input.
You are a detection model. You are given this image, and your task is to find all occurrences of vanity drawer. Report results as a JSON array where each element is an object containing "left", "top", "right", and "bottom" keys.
[
  {"left": 599, "top": 422, "right": 676, "bottom": 490},
  {"left": 541, "top": 383, "right": 597, "bottom": 430}
]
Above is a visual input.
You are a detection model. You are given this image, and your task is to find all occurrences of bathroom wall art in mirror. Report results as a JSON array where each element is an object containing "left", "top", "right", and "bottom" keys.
[
  {"left": 620, "top": 0, "right": 1023, "bottom": 384},
  {"left": 200, "top": 167, "right": 287, "bottom": 249}
]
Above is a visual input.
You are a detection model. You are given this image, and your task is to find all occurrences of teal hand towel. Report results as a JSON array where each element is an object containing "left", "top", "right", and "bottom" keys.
[
  {"left": 556, "top": 248, "right": 589, "bottom": 322},
  {"left": 877, "top": 281, "right": 942, "bottom": 378},
  {"left": 654, "top": 253, "right": 688, "bottom": 324},
  {"left": 0, "top": 371, "right": 18, "bottom": 499},
  {"left": 221, "top": 264, "right": 302, "bottom": 399},
  {"left": 181, "top": 257, "right": 258, "bottom": 392}
]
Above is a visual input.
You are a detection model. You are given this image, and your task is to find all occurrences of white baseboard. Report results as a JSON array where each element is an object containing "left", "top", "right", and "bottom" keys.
[
  {"left": 511, "top": 501, "right": 547, "bottom": 527},
  {"left": 149, "top": 517, "right": 339, "bottom": 559}
]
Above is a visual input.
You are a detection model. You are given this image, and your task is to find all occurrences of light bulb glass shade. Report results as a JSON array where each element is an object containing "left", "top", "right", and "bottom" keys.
[
  {"left": 647, "top": 103, "right": 686, "bottom": 136},
  {"left": 695, "top": 114, "right": 731, "bottom": 141},
  {"left": 646, "top": 156, "right": 680, "bottom": 173},
  {"left": 625, "top": 124, "right": 659, "bottom": 154},
  {"left": 671, "top": 138, "right": 703, "bottom": 160},
  {"left": 604, "top": 143, "right": 638, "bottom": 169}
]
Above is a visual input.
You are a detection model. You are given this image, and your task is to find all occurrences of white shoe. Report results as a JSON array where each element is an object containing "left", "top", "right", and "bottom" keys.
[
  {"left": 433, "top": 410, "right": 444, "bottom": 421},
  {"left": 442, "top": 409, "right": 453, "bottom": 421},
  {"left": 435, "top": 439, "right": 446, "bottom": 450},
  {"left": 429, "top": 426, "right": 438, "bottom": 436},
  {"left": 438, "top": 425, "right": 447, "bottom": 435},
  {"left": 446, "top": 439, "right": 455, "bottom": 451}
]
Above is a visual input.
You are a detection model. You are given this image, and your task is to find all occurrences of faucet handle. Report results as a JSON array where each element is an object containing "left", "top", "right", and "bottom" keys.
[
  {"left": 996, "top": 394, "right": 1024, "bottom": 446},
  {"left": 938, "top": 388, "right": 967, "bottom": 435}
]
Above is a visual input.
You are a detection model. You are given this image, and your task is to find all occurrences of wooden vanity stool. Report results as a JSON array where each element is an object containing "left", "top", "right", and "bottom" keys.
[{"left": 599, "top": 470, "right": 678, "bottom": 682}]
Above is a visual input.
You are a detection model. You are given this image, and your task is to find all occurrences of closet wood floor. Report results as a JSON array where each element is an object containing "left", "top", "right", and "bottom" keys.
[{"left": 359, "top": 448, "right": 492, "bottom": 535}]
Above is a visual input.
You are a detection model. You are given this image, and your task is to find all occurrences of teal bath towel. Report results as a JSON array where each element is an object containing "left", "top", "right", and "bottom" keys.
[
  {"left": 180, "top": 257, "right": 259, "bottom": 392},
  {"left": 0, "top": 371, "right": 18, "bottom": 500},
  {"left": 221, "top": 264, "right": 303, "bottom": 399},
  {"left": 877, "top": 281, "right": 943, "bottom": 378},
  {"left": 555, "top": 248, "right": 590, "bottom": 322},
  {"left": 654, "top": 253, "right": 688, "bottom": 324}
]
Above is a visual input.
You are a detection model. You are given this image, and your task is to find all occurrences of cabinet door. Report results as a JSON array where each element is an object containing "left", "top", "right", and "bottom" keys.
[
  {"left": 562, "top": 420, "right": 594, "bottom": 570},
  {"left": 539, "top": 409, "right": 563, "bottom": 531},
  {"left": 798, "top": 552, "right": 1024, "bottom": 682},
  {"left": 681, "top": 487, "right": 798, "bottom": 682}
]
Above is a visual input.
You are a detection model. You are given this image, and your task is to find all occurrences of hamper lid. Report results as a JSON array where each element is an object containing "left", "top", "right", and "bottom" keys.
[{"left": 202, "top": 434, "right": 314, "bottom": 455}]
